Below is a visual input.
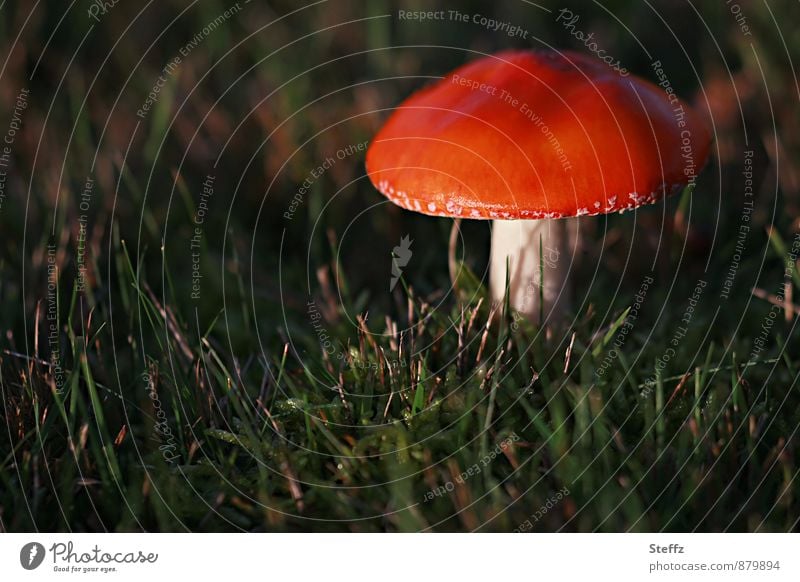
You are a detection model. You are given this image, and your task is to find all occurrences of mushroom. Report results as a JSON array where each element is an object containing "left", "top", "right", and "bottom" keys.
[{"left": 366, "top": 49, "right": 711, "bottom": 322}]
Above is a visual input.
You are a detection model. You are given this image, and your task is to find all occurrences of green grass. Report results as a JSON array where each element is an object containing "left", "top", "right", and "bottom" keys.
[
  {"left": 1, "top": 0, "right": 799, "bottom": 532},
  {"left": 2, "top": 210, "right": 798, "bottom": 531}
]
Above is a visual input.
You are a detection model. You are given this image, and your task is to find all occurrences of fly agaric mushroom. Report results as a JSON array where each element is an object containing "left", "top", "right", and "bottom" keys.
[{"left": 366, "top": 49, "right": 711, "bottom": 321}]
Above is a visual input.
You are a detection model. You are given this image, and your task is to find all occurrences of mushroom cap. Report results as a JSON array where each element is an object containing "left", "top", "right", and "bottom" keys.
[{"left": 366, "top": 49, "right": 712, "bottom": 220}]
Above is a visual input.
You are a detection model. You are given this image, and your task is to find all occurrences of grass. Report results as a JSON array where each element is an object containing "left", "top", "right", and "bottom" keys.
[{"left": 1, "top": 0, "right": 799, "bottom": 532}]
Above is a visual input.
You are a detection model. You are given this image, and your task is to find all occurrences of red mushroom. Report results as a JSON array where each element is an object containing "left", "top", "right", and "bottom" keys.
[{"left": 366, "top": 49, "right": 711, "bottom": 321}]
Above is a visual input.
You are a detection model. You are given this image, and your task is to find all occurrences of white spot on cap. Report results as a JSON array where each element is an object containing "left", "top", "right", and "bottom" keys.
[{"left": 445, "top": 200, "right": 463, "bottom": 215}]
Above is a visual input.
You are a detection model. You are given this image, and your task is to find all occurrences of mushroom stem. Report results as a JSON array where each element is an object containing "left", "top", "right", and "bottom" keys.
[{"left": 489, "top": 218, "right": 573, "bottom": 323}]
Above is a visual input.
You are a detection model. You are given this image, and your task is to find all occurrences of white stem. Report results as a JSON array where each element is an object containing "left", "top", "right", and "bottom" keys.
[{"left": 489, "top": 218, "right": 573, "bottom": 322}]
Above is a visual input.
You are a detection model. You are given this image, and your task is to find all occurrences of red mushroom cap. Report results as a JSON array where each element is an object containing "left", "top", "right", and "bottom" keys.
[{"left": 366, "top": 49, "right": 712, "bottom": 220}]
